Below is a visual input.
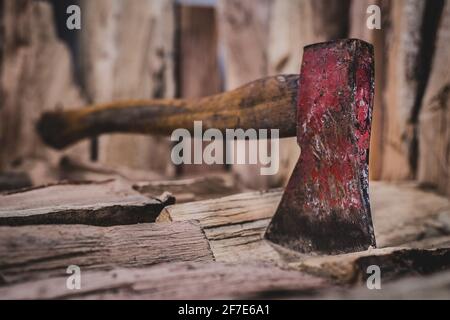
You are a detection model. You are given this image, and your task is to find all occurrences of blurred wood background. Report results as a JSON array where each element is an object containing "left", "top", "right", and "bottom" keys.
[{"left": 0, "top": 0, "right": 449, "bottom": 197}]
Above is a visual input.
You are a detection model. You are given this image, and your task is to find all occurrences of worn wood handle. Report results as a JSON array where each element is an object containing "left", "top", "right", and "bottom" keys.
[{"left": 37, "top": 75, "right": 299, "bottom": 150}]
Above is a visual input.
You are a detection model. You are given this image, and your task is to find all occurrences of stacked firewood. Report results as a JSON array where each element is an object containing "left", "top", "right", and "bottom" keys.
[{"left": 0, "top": 0, "right": 448, "bottom": 197}]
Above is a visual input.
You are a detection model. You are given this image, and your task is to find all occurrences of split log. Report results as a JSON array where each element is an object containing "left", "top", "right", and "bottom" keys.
[
  {"left": 217, "top": 0, "right": 273, "bottom": 189},
  {"left": 418, "top": 0, "right": 450, "bottom": 196},
  {"left": 77, "top": 0, "right": 176, "bottom": 174},
  {"left": 378, "top": 0, "right": 424, "bottom": 180},
  {"left": 134, "top": 174, "right": 244, "bottom": 203},
  {"left": 178, "top": 5, "right": 221, "bottom": 99},
  {"left": 177, "top": 5, "right": 225, "bottom": 175},
  {"left": 0, "top": 262, "right": 328, "bottom": 300},
  {"left": 0, "top": 0, "right": 89, "bottom": 170},
  {"left": 160, "top": 182, "right": 450, "bottom": 262},
  {"left": 0, "top": 179, "right": 174, "bottom": 226},
  {"left": 380, "top": 0, "right": 444, "bottom": 180},
  {"left": 0, "top": 221, "right": 213, "bottom": 284},
  {"left": 321, "top": 269, "right": 450, "bottom": 299},
  {"left": 290, "top": 247, "right": 450, "bottom": 284},
  {"left": 158, "top": 189, "right": 283, "bottom": 263},
  {"left": 58, "top": 156, "right": 163, "bottom": 182}
]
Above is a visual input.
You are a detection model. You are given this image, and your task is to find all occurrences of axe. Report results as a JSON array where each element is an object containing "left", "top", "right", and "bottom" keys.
[{"left": 37, "top": 39, "right": 376, "bottom": 254}]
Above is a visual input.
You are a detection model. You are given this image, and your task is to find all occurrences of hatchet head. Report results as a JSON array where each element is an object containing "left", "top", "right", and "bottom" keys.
[{"left": 265, "top": 39, "right": 376, "bottom": 255}]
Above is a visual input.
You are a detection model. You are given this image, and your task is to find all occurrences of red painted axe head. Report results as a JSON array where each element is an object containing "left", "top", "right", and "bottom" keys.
[{"left": 265, "top": 39, "right": 376, "bottom": 255}]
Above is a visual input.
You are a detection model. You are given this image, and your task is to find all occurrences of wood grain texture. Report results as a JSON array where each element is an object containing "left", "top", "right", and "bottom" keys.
[
  {"left": 134, "top": 174, "right": 244, "bottom": 203},
  {"left": 0, "top": 221, "right": 213, "bottom": 284},
  {"left": 77, "top": 0, "right": 176, "bottom": 174},
  {"left": 0, "top": 0, "right": 89, "bottom": 171},
  {"left": 418, "top": 0, "right": 450, "bottom": 196},
  {"left": 0, "top": 262, "right": 329, "bottom": 300},
  {"left": 291, "top": 247, "right": 450, "bottom": 284},
  {"left": 322, "top": 269, "right": 450, "bottom": 299},
  {"left": 177, "top": 5, "right": 225, "bottom": 175},
  {"left": 217, "top": 0, "right": 274, "bottom": 189},
  {"left": 159, "top": 189, "right": 282, "bottom": 263},
  {"left": 379, "top": 0, "right": 426, "bottom": 180},
  {"left": 0, "top": 179, "right": 174, "bottom": 226},
  {"left": 161, "top": 182, "right": 450, "bottom": 262}
]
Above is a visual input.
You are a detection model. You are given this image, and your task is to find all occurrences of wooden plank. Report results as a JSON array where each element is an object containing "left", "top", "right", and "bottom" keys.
[
  {"left": 0, "top": 262, "right": 329, "bottom": 300},
  {"left": 0, "top": 179, "right": 174, "bottom": 226},
  {"left": 161, "top": 182, "right": 450, "bottom": 262},
  {"left": 0, "top": 221, "right": 214, "bottom": 285}
]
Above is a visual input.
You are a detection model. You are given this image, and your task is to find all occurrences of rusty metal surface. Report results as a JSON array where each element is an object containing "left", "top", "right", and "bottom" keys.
[{"left": 265, "top": 39, "right": 376, "bottom": 254}]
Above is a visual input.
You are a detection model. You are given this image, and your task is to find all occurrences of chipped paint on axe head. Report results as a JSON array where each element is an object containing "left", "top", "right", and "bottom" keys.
[{"left": 265, "top": 39, "right": 376, "bottom": 255}]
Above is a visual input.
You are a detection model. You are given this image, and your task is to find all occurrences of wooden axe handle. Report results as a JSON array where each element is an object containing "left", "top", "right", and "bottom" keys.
[{"left": 37, "top": 75, "right": 299, "bottom": 149}]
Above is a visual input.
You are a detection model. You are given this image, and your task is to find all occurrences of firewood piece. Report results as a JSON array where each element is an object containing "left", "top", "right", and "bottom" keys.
[
  {"left": 322, "top": 269, "right": 450, "bottom": 299},
  {"left": 58, "top": 156, "right": 163, "bottom": 182},
  {"left": 291, "top": 247, "right": 450, "bottom": 284},
  {"left": 0, "top": 262, "right": 329, "bottom": 300},
  {"left": 0, "top": 179, "right": 174, "bottom": 226},
  {"left": 76, "top": 0, "right": 176, "bottom": 172},
  {"left": 134, "top": 174, "right": 243, "bottom": 203},
  {"left": 159, "top": 189, "right": 283, "bottom": 263},
  {"left": 0, "top": 0, "right": 89, "bottom": 171},
  {"left": 0, "top": 221, "right": 213, "bottom": 285},
  {"left": 418, "top": 1, "right": 450, "bottom": 196}
]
